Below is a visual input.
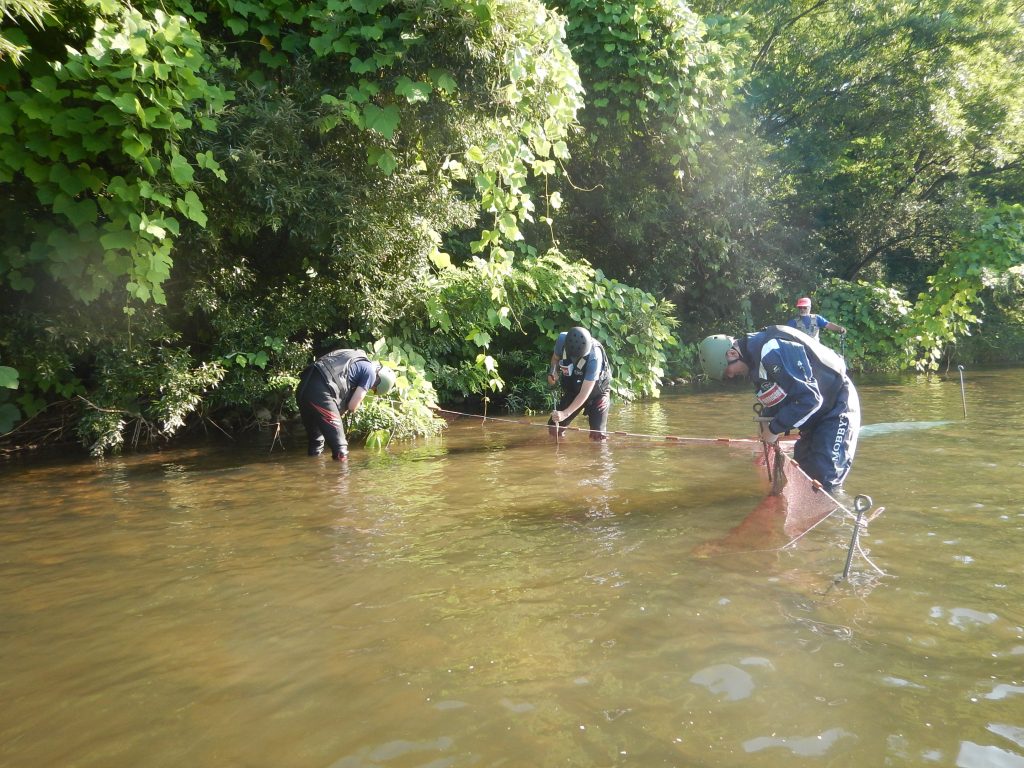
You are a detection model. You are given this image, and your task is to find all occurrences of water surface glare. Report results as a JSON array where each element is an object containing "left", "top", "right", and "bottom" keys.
[{"left": 2, "top": 368, "right": 1023, "bottom": 767}]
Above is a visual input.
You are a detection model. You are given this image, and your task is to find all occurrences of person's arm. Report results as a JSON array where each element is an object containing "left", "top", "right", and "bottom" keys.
[
  {"left": 759, "top": 341, "right": 823, "bottom": 434},
  {"left": 347, "top": 386, "right": 369, "bottom": 413},
  {"left": 551, "top": 347, "right": 602, "bottom": 423},
  {"left": 551, "top": 379, "right": 596, "bottom": 423},
  {"left": 546, "top": 352, "right": 560, "bottom": 388},
  {"left": 345, "top": 361, "right": 377, "bottom": 413},
  {"left": 825, "top": 320, "right": 847, "bottom": 334},
  {"left": 546, "top": 333, "right": 567, "bottom": 388}
]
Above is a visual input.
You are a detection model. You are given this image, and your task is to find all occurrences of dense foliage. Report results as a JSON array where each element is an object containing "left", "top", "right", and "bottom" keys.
[
  {"left": 694, "top": 0, "right": 1024, "bottom": 336},
  {"left": 1, "top": 0, "right": 1023, "bottom": 453}
]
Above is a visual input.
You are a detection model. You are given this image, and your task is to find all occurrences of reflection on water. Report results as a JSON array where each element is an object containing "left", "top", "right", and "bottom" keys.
[
  {"left": 859, "top": 419, "right": 953, "bottom": 437},
  {"left": 743, "top": 727, "right": 855, "bottom": 758},
  {"left": 1, "top": 368, "right": 1023, "bottom": 767}
]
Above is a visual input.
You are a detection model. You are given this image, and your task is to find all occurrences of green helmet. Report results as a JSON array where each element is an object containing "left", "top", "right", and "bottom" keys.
[
  {"left": 698, "top": 335, "right": 735, "bottom": 380},
  {"left": 375, "top": 365, "right": 397, "bottom": 395}
]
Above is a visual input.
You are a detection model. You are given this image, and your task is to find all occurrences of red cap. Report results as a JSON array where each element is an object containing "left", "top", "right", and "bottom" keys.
[{"left": 795, "top": 297, "right": 812, "bottom": 308}]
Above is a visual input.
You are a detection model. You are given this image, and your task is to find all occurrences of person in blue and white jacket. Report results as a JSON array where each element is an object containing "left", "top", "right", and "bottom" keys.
[{"left": 698, "top": 326, "right": 860, "bottom": 490}]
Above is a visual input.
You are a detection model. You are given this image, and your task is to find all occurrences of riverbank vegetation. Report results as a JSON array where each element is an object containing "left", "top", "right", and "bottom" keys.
[{"left": 2, "top": 0, "right": 1023, "bottom": 454}]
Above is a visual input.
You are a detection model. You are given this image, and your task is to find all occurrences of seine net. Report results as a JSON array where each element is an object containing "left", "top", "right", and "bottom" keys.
[
  {"left": 766, "top": 444, "right": 847, "bottom": 538},
  {"left": 694, "top": 443, "right": 848, "bottom": 557}
]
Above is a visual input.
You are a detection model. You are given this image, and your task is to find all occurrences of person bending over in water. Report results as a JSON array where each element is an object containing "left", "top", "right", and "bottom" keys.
[
  {"left": 698, "top": 326, "right": 859, "bottom": 491},
  {"left": 295, "top": 348, "right": 396, "bottom": 461},
  {"left": 546, "top": 326, "right": 612, "bottom": 441}
]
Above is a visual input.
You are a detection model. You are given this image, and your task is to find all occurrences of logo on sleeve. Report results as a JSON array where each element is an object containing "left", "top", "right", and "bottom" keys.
[{"left": 756, "top": 381, "right": 787, "bottom": 407}]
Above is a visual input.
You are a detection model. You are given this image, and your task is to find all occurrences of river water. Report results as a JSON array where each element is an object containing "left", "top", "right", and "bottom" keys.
[{"left": 1, "top": 368, "right": 1022, "bottom": 767}]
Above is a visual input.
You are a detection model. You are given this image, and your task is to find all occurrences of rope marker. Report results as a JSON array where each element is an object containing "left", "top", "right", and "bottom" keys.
[{"left": 433, "top": 406, "right": 767, "bottom": 445}]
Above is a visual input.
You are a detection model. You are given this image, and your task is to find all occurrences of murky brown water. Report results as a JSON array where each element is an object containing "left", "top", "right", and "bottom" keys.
[{"left": 1, "top": 367, "right": 1022, "bottom": 767}]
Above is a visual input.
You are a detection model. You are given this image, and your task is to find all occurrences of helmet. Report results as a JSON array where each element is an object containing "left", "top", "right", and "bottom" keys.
[
  {"left": 375, "top": 365, "right": 397, "bottom": 395},
  {"left": 564, "top": 327, "right": 593, "bottom": 360},
  {"left": 795, "top": 297, "right": 812, "bottom": 309},
  {"left": 698, "top": 335, "right": 735, "bottom": 380}
]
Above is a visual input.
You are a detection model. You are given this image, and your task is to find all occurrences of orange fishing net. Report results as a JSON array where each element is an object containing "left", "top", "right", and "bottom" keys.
[
  {"left": 694, "top": 443, "right": 851, "bottom": 557},
  {"left": 768, "top": 445, "right": 847, "bottom": 538}
]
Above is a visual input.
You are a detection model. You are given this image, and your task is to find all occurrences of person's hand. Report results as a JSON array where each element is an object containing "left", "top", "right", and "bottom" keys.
[
  {"left": 839, "top": 326, "right": 847, "bottom": 335},
  {"left": 547, "top": 373, "right": 557, "bottom": 388},
  {"left": 759, "top": 421, "right": 780, "bottom": 444},
  {"left": 551, "top": 409, "right": 564, "bottom": 424}
]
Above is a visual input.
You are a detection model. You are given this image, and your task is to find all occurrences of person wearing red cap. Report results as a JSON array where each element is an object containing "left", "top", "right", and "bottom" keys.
[{"left": 788, "top": 297, "right": 846, "bottom": 341}]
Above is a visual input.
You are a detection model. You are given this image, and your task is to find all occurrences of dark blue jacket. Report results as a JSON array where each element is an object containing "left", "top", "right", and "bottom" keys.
[{"left": 740, "top": 325, "right": 850, "bottom": 435}]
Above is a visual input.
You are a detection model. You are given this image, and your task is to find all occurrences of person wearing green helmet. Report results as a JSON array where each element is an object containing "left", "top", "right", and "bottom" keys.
[
  {"left": 295, "top": 348, "right": 397, "bottom": 461},
  {"left": 698, "top": 326, "right": 860, "bottom": 491},
  {"left": 546, "top": 326, "right": 613, "bottom": 440}
]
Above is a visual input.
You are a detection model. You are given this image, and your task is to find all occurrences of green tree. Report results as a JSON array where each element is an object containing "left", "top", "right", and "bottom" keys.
[
  {"left": 900, "top": 204, "right": 1024, "bottom": 369},
  {"left": 2, "top": 0, "right": 670, "bottom": 453},
  {"left": 1, "top": 1, "right": 230, "bottom": 304},
  {"left": 741, "top": 0, "right": 1024, "bottom": 286},
  {"left": 545, "top": 0, "right": 751, "bottom": 328}
]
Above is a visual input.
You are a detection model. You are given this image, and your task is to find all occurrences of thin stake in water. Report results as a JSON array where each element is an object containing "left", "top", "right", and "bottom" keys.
[{"left": 957, "top": 365, "right": 967, "bottom": 419}]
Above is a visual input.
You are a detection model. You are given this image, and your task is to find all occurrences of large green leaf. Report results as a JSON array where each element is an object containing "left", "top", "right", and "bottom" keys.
[
  {"left": 362, "top": 104, "right": 400, "bottom": 139},
  {"left": 0, "top": 366, "right": 19, "bottom": 389}
]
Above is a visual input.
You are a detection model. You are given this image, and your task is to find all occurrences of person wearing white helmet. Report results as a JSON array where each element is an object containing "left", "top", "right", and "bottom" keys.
[
  {"left": 788, "top": 297, "right": 846, "bottom": 340},
  {"left": 546, "top": 326, "right": 612, "bottom": 440},
  {"left": 698, "top": 326, "right": 860, "bottom": 491},
  {"left": 295, "top": 348, "right": 397, "bottom": 461}
]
